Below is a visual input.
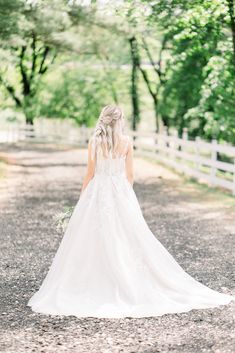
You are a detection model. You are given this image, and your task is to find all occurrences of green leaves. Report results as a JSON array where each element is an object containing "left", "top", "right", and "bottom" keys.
[
  {"left": 149, "top": 0, "right": 235, "bottom": 141},
  {"left": 37, "top": 66, "right": 122, "bottom": 126},
  {"left": 0, "top": 0, "right": 23, "bottom": 40},
  {"left": 0, "top": 0, "right": 234, "bottom": 143}
]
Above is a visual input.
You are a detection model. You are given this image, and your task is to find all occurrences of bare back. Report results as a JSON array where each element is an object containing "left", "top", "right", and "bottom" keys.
[
  {"left": 97, "top": 135, "right": 131, "bottom": 160},
  {"left": 81, "top": 135, "right": 134, "bottom": 193}
]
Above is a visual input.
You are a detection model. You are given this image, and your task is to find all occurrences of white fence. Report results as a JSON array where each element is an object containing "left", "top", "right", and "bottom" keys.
[
  {"left": 1, "top": 122, "right": 235, "bottom": 195},
  {"left": 131, "top": 129, "right": 235, "bottom": 196},
  {"left": 0, "top": 120, "right": 91, "bottom": 146}
]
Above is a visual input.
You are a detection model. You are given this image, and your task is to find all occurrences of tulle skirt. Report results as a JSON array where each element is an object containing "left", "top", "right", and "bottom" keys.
[{"left": 27, "top": 174, "right": 234, "bottom": 318}]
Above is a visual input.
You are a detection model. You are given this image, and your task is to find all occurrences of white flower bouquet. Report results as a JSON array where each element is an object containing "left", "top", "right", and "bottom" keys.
[{"left": 54, "top": 206, "right": 75, "bottom": 232}]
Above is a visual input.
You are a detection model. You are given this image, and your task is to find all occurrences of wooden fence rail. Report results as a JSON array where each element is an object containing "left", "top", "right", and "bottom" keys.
[
  {"left": 130, "top": 130, "right": 235, "bottom": 195},
  {"left": 1, "top": 123, "right": 235, "bottom": 195}
]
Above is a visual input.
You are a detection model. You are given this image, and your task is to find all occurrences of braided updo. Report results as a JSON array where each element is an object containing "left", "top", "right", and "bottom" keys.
[{"left": 90, "top": 105, "right": 125, "bottom": 160}]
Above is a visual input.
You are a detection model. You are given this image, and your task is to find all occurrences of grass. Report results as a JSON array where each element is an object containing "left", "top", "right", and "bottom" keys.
[{"left": 136, "top": 150, "right": 235, "bottom": 207}]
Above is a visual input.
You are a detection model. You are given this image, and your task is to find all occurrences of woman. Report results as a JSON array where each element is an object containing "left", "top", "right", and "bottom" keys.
[{"left": 27, "top": 105, "right": 234, "bottom": 318}]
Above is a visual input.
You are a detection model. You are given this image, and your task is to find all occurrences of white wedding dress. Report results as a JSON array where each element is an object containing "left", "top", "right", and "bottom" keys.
[{"left": 27, "top": 137, "right": 234, "bottom": 318}]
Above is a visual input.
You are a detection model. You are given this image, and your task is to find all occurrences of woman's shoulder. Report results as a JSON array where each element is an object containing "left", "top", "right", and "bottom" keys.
[
  {"left": 122, "top": 134, "right": 133, "bottom": 146},
  {"left": 121, "top": 135, "right": 133, "bottom": 154}
]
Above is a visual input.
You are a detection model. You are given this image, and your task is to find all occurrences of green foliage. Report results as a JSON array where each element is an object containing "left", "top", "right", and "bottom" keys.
[
  {"left": 0, "top": 0, "right": 72, "bottom": 124},
  {"left": 37, "top": 66, "right": 126, "bottom": 126},
  {"left": 185, "top": 52, "right": 235, "bottom": 142},
  {"left": 150, "top": 0, "right": 235, "bottom": 141},
  {"left": 0, "top": 0, "right": 23, "bottom": 40},
  {"left": 0, "top": 0, "right": 234, "bottom": 144}
]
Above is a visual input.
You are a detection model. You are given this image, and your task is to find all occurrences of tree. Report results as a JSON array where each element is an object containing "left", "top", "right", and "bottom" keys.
[
  {"left": 129, "top": 36, "right": 140, "bottom": 131},
  {"left": 0, "top": 0, "right": 70, "bottom": 124},
  {"left": 38, "top": 66, "right": 121, "bottom": 127},
  {"left": 148, "top": 0, "right": 235, "bottom": 140},
  {"left": 227, "top": 0, "right": 235, "bottom": 63},
  {"left": 137, "top": 35, "right": 168, "bottom": 132}
]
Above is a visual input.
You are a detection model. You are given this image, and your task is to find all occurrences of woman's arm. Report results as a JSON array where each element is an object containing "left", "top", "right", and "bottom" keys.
[
  {"left": 125, "top": 138, "right": 134, "bottom": 186},
  {"left": 80, "top": 140, "right": 96, "bottom": 195}
]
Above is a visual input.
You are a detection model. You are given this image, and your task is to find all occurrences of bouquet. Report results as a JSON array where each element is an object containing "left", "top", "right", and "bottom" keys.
[{"left": 54, "top": 206, "right": 75, "bottom": 232}]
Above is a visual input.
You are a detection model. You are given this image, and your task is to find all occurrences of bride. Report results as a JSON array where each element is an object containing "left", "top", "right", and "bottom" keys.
[{"left": 27, "top": 105, "right": 234, "bottom": 318}]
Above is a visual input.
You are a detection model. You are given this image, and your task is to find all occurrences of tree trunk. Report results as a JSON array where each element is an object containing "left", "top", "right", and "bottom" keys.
[
  {"left": 129, "top": 37, "right": 140, "bottom": 131},
  {"left": 178, "top": 119, "right": 184, "bottom": 138},
  {"left": 24, "top": 94, "right": 34, "bottom": 126},
  {"left": 1, "top": 36, "right": 56, "bottom": 128},
  {"left": 26, "top": 116, "right": 34, "bottom": 125},
  {"left": 24, "top": 109, "right": 35, "bottom": 139},
  {"left": 161, "top": 115, "right": 169, "bottom": 131},
  {"left": 227, "top": 0, "right": 235, "bottom": 64},
  {"left": 153, "top": 95, "right": 159, "bottom": 133},
  {"left": 138, "top": 65, "right": 160, "bottom": 132}
]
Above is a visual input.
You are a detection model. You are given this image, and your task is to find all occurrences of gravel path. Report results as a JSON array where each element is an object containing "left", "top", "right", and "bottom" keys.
[{"left": 0, "top": 143, "right": 234, "bottom": 353}]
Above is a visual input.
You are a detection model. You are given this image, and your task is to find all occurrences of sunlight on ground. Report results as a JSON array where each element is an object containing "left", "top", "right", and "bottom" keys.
[
  {"left": 1, "top": 144, "right": 235, "bottom": 231},
  {"left": 133, "top": 152, "right": 235, "bottom": 234}
]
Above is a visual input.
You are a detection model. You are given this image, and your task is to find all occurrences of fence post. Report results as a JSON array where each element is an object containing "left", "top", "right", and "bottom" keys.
[
  {"left": 233, "top": 158, "right": 235, "bottom": 196},
  {"left": 181, "top": 127, "right": 188, "bottom": 154},
  {"left": 195, "top": 136, "right": 201, "bottom": 172},
  {"left": 15, "top": 122, "right": 20, "bottom": 142},
  {"left": 162, "top": 126, "right": 168, "bottom": 156},
  {"left": 182, "top": 127, "right": 188, "bottom": 141},
  {"left": 210, "top": 139, "right": 217, "bottom": 186},
  {"left": 85, "top": 127, "right": 90, "bottom": 144},
  {"left": 154, "top": 131, "right": 158, "bottom": 155},
  {"left": 133, "top": 131, "right": 137, "bottom": 151},
  {"left": 80, "top": 124, "right": 86, "bottom": 146}
]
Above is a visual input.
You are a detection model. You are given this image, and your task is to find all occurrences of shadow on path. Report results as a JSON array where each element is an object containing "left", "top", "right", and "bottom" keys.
[{"left": 0, "top": 144, "right": 234, "bottom": 353}]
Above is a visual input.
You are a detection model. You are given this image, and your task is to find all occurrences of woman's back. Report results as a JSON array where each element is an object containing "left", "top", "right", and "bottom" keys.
[{"left": 95, "top": 135, "right": 130, "bottom": 176}]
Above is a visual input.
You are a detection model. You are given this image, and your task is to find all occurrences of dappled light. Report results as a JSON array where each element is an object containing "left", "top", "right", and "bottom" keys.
[{"left": 1, "top": 1, "right": 235, "bottom": 353}]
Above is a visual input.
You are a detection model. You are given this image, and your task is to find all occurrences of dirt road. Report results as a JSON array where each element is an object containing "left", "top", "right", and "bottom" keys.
[{"left": 0, "top": 143, "right": 234, "bottom": 353}]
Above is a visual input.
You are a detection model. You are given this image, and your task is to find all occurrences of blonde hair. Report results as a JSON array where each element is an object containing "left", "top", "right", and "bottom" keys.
[{"left": 90, "top": 105, "right": 125, "bottom": 160}]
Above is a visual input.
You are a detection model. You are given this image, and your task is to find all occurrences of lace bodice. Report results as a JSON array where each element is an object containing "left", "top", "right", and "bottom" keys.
[
  {"left": 94, "top": 136, "right": 130, "bottom": 177},
  {"left": 95, "top": 156, "right": 126, "bottom": 176}
]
